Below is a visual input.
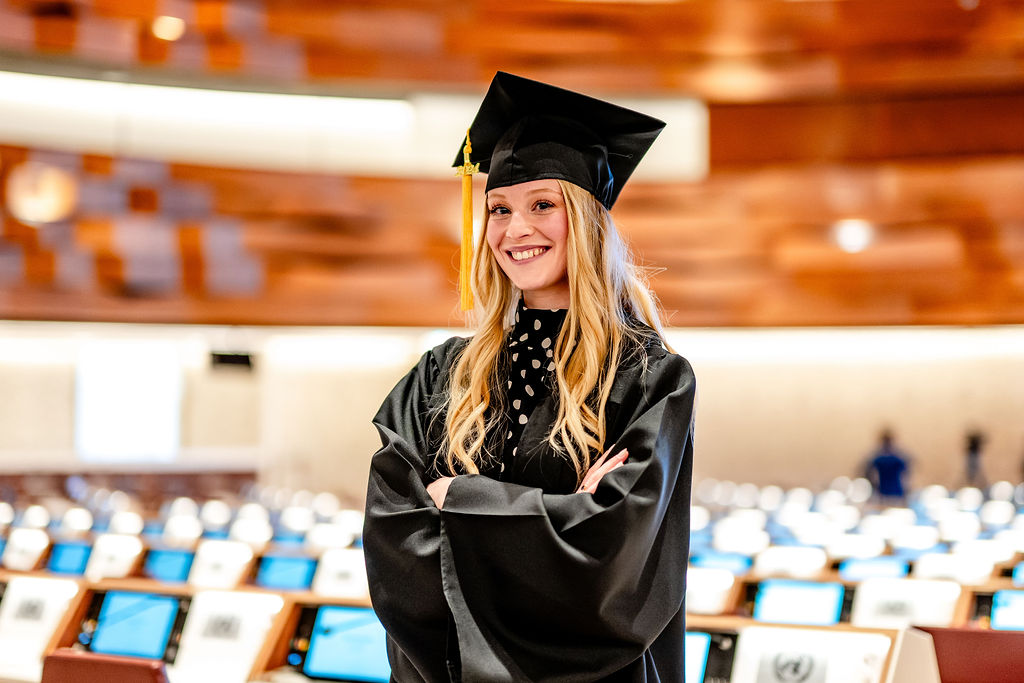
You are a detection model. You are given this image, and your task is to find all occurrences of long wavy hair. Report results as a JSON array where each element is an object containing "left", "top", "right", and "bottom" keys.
[{"left": 438, "top": 180, "right": 668, "bottom": 484}]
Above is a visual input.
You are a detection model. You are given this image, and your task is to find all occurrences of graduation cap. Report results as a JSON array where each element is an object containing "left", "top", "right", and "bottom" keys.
[{"left": 453, "top": 71, "right": 666, "bottom": 310}]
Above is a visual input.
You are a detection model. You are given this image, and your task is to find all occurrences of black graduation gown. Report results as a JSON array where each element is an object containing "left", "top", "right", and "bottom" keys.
[{"left": 364, "top": 334, "right": 696, "bottom": 683}]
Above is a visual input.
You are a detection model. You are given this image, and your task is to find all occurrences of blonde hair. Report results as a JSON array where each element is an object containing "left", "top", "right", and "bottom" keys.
[{"left": 439, "top": 180, "right": 668, "bottom": 483}]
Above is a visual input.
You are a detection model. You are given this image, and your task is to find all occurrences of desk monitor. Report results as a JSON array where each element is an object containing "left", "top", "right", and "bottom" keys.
[
  {"left": 839, "top": 557, "right": 909, "bottom": 582},
  {"left": 300, "top": 606, "right": 390, "bottom": 682},
  {"left": 753, "top": 579, "right": 844, "bottom": 626},
  {"left": 991, "top": 590, "right": 1024, "bottom": 631},
  {"left": 850, "top": 577, "right": 961, "bottom": 629},
  {"left": 689, "top": 551, "right": 751, "bottom": 576},
  {"left": 684, "top": 631, "right": 711, "bottom": 683},
  {"left": 47, "top": 541, "right": 92, "bottom": 576},
  {"left": 1012, "top": 562, "right": 1024, "bottom": 587},
  {"left": 255, "top": 555, "right": 317, "bottom": 591},
  {"left": 87, "top": 591, "right": 183, "bottom": 660},
  {"left": 144, "top": 549, "right": 195, "bottom": 584}
]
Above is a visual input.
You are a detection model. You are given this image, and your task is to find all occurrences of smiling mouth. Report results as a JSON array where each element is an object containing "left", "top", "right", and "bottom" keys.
[{"left": 509, "top": 247, "right": 549, "bottom": 262}]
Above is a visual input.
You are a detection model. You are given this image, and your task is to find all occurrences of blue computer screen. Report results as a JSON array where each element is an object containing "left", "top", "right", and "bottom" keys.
[
  {"left": 990, "top": 590, "right": 1024, "bottom": 631},
  {"left": 303, "top": 606, "right": 390, "bottom": 682},
  {"left": 90, "top": 591, "right": 179, "bottom": 659},
  {"left": 1012, "top": 563, "right": 1024, "bottom": 587},
  {"left": 256, "top": 555, "right": 317, "bottom": 591},
  {"left": 143, "top": 549, "right": 195, "bottom": 583},
  {"left": 47, "top": 542, "right": 92, "bottom": 575},
  {"left": 684, "top": 631, "right": 711, "bottom": 683},
  {"left": 753, "top": 579, "right": 845, "bottom": 626},
  {"left": 689, "top": 551, "right": 752, "bottom": 575},
  {"left": 839, "top": 557, "right": 909, "bottom": 582}
]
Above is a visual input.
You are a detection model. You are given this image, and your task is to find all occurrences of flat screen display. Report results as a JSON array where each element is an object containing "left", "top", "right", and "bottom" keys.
[
  {"left": 753, "top": 579, "right": 844, "bottom": 626},
  {"left": 689, "top": 552, "right": 751, "bottom": 576},
  {"left": 303, "top": 606, "right": 390, "bottom": 682},
  {"left": 89, "top": 591, "right": 180, "bottom": 659},
  {"left": 47, "top": 542, "right": 92, "bottom": 575},
  {"left": 990, "top": 590, "right": 1024, "bottom": 631},
  {"left": 1012, "top": 563, "right": 1024, "bottom": 587},
  {"left": 839, "top": 557, "right": 909, "bottom": 582},
  {"left": 684, "top": 631, "right": 711, "bottom": 683},
  {"left": 143, "top": 549, "right": 194, "bottom": 584},
  {"left": 256, "top": 555, "right": 317, "bottom": 591}
]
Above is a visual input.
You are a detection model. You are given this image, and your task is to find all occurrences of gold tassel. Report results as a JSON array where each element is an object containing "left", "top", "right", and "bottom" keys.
[{"left": 456, "top": 129, "right": 479, "bottom": 311}]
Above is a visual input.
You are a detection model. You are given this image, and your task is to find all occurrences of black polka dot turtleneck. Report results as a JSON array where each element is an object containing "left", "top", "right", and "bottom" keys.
[{"left": 502, "top": 299, "right": 567, "bottom": 462}]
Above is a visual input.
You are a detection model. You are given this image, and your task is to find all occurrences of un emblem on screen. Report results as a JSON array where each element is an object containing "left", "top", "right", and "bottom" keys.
[{"left": 771, "top": 653, "right": 816, "bottom": 682}]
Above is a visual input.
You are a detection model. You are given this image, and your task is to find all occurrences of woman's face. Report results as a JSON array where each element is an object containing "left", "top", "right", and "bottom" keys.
[{"left": 486, "top": 179, "right": 570, "bottom": 309}]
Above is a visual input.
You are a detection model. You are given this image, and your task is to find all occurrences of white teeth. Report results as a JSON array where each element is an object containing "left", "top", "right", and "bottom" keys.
[{"left": 510, "top": 247, "right": 546, "bottom": 261}]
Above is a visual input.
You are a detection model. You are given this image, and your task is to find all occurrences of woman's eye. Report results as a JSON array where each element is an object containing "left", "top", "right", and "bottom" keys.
[
  {"left": 535, "top": 201, "right": 555, "bottom": 210},
  {"left": 488, "top": 206, "right": 510, "bottom": 215}
]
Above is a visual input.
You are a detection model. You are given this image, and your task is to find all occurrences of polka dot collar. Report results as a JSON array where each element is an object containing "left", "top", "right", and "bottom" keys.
[{"left": 501, "top": 300, "right": 567, "bottom": 464}]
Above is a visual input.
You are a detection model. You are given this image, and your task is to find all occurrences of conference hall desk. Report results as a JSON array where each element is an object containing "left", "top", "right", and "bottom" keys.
[
  {"left": 0, "top": 571, "right": 379, "bottom": 683},
  {"left": 686, "top": 614, "right": 940, "bottom": 683}
]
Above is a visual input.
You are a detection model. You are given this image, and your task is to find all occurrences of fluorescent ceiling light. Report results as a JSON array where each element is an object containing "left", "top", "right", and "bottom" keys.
[{"left": 0, "top": 70, "right": 707, "bottom": 181}]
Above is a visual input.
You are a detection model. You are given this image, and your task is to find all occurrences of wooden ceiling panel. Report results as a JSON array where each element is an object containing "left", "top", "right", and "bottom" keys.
[{"left": 2, "top": 1, "right": 1024, "bottom": 325}]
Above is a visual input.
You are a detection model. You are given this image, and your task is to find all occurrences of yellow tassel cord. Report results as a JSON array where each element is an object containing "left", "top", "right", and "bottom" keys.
[{"left": 456, "top": 130, "right": 479, "bottom": 311}]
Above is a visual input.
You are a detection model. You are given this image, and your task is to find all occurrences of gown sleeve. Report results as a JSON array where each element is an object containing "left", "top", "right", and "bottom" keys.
[
  {"left": 363, "top": 338, "right": 465, "bottom": 683},
  {"left": 438, "top": 350, "right": 696, "bottom": 683}
]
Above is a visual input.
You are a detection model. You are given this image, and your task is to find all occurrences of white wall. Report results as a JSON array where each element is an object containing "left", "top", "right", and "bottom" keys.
[{"left": 1, "top": 321, "right": 1022, "bottom": 505}]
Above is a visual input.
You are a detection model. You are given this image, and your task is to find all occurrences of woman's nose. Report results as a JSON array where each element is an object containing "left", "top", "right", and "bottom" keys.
[{"left": 506, "top": 211, "right": 533, "bottom": 238}]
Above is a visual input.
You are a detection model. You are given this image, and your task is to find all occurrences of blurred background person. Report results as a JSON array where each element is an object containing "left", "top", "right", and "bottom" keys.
[
  {"left": 863, "top": 428, "right": 911, "bottom": 504},
  {"left": 964, "top": 429, "right": 988, "bottom": 489}
]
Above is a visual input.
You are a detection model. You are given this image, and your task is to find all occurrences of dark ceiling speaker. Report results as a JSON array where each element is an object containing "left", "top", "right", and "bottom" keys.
[{"left": 210, "top": 351, "right": 254, "bottom": 371}]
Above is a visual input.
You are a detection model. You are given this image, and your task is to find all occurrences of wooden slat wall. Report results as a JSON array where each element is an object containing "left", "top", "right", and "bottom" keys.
[{"left": 0, "top": 0, "right": 1023, "bottom": 326}]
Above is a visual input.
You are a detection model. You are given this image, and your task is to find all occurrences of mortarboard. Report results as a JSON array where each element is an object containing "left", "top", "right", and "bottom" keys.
[{"left": 453, "top": 72, "right": 666, "bottom": 310}]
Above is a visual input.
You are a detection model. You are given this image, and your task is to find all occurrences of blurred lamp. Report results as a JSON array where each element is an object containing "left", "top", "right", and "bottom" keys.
[
  {"left": 832, "top": 218, "right": 874, "bottom": 253},
  {"left": 152, "top": 16, "right": 186, "bottom": 41},
  {"left": 5, "top": 161, "right": 78, "bottom": 223}
]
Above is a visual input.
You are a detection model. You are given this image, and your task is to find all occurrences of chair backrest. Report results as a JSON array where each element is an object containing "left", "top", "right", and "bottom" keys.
[
  {"left": 685, "top": 566, "right": 735, "bottom": 615},
  {"left": 109, "top": 511, "right": 145, "bottom": 536},
  {"left": 753, "top": 546, "right": 828, "bottom": 579},
  {"left": 84, "top": 533, "right": 145, "bottom": 581},
  {"left": 188, "top": 539, "right": 254, "bottom": 589},
  {"left": 0, "top": 577, "right": 81, "bottom": 682},
  {"left": 168, "top": 591, "right": 284, "bottom": 683},
  {"left": 42, "top": 649, "right": 168, "bottom": 683},
  {"left": 162, "top": 514, "right": 203, "bottom": 549},
  {"left": 311, "top": 547, "right": 370, "bottom": 599},
  {"left": 58, "top": 507, "right": 94, "bottom": 539},
  {"left": 1, "top": 527, "right": 50, "bottom": 571}
]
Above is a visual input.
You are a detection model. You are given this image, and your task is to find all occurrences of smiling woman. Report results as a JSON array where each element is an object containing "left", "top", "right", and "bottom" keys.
[
  {"left": 485, "top": 179, "right": 570, "bottom": 309},
  {"left": 363, "top": 72, "right": 697, "bottom": 682}
]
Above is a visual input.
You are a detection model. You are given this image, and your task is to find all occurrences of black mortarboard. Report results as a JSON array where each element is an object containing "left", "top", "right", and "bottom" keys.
[
  {"left": 453, "top": 71, "right": 666, "bottom": 210},
  {"left": 452, "top": 72, "right": 665, "bottom": 310}
]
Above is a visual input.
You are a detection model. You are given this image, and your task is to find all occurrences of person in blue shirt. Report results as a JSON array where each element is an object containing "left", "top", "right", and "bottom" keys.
[{"left": 864, "top": 428, "right": 911, "bottom": 502}]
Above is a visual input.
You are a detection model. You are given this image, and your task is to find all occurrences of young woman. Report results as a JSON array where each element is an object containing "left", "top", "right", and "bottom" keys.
[{"left": 364, "top": 72, "right": 696, "bottom": 682}]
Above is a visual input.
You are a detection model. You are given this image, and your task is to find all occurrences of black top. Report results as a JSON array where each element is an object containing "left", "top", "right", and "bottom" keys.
[
  {"left": 500, "top": 302, "right": 566, "bottom": 466},
  {"left": 364, "top": 327, "right": 696, "bottom": 682}
]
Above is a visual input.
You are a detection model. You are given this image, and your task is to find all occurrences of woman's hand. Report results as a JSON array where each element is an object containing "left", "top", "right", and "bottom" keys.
[
  {"left": 576, "top": 447, "right": 629, "bottom": 494},
  {"left": 426, "top": 476, "right": 455, "bottom": 509}
]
